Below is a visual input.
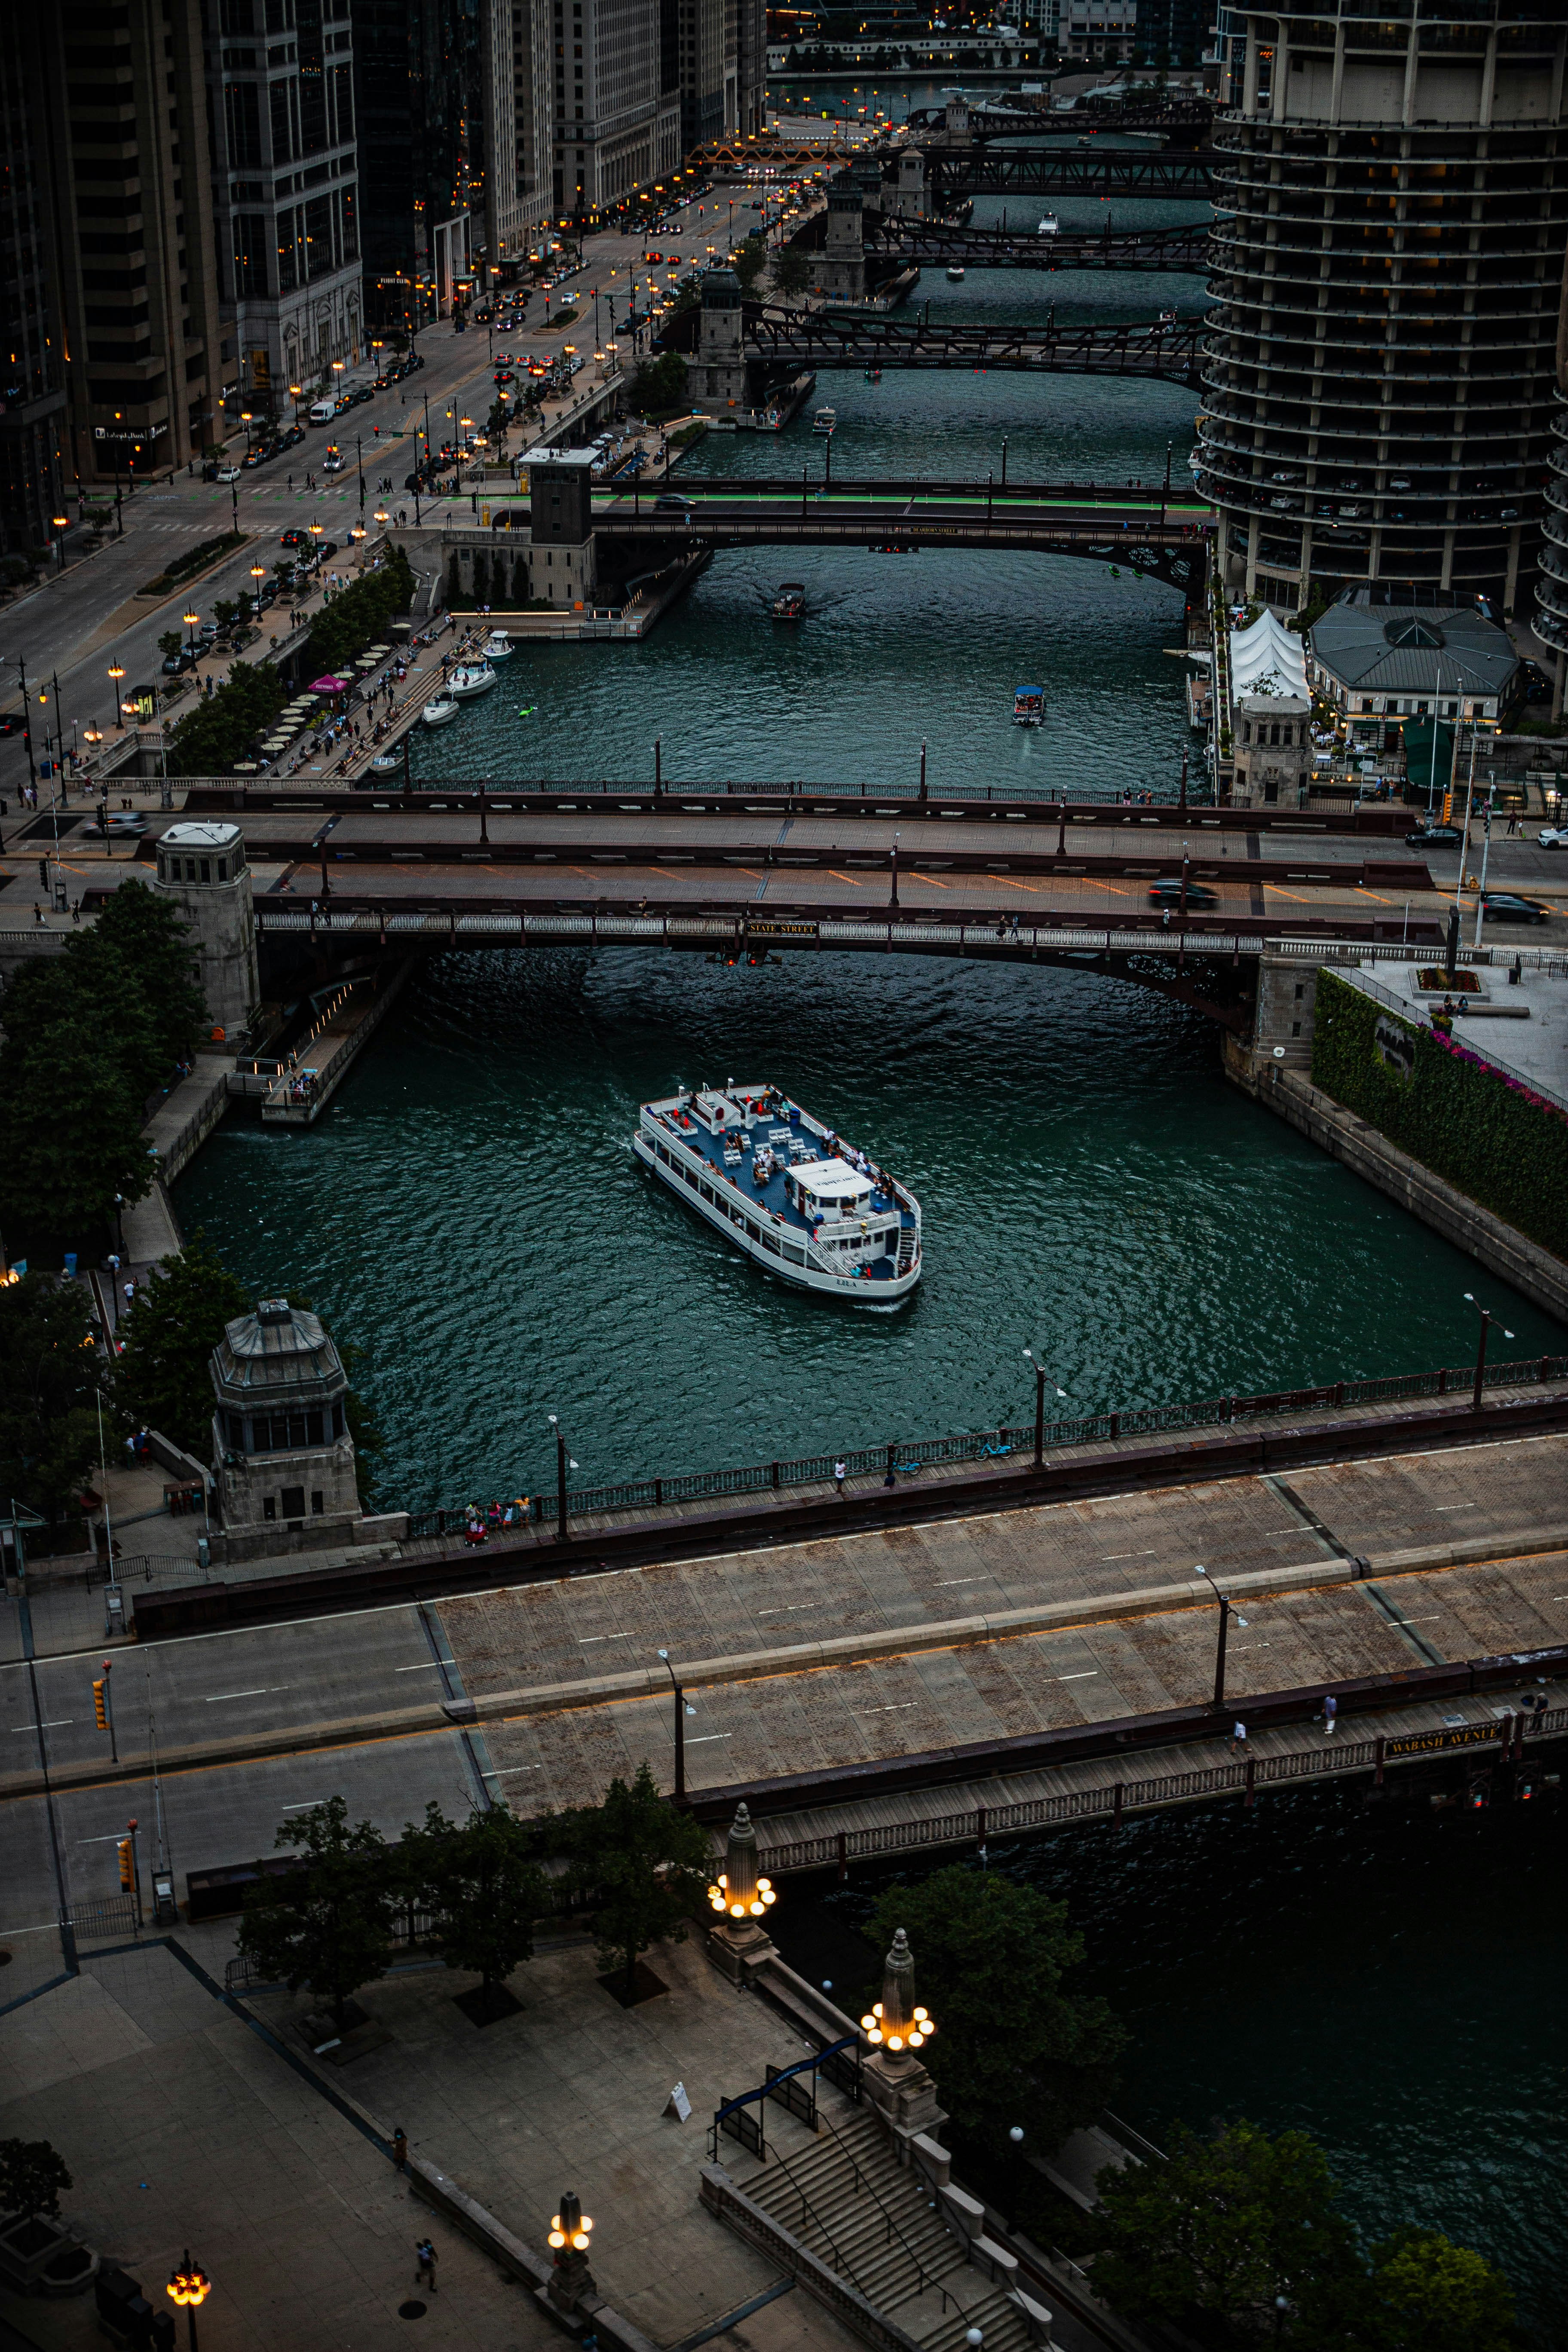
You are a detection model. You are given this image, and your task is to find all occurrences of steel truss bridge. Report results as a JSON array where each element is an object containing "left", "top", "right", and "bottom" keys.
[
  {"left": 592, "top": 476, "right": 1212, "bottom": 595},
  {"left": 910, "top": 102, "right": 1213, "bottom": 141},
  {"left": 727, "top": 306, "right": 1205, "bottom": 390},
  {"left": 861, "top": 219, "right": 1213, "bottom": 274},
  {"left": 922, "top": 147, "right": 1216, "bottom": 202}
]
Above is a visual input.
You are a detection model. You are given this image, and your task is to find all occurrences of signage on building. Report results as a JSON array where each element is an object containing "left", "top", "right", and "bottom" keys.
[
  {"left": 1373, "top": 1015, "right": 1416, "bottom": 1081},
  {"left": 94, "top": 421, "right": 167, "bottom": 443}
]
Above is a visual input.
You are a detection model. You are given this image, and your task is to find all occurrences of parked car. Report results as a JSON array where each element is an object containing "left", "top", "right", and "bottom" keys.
[
  {"left": 160, "top": 650, "right": 196, "bottom": 675},
  {"left": 1147, "top": 879, "right": 1219, "bottom": 907},
  {"left": 1481, "top": 892, "right": 1549, "bottom": 924},
  {"left": 1405, "top": 821, "right": 1464, "bottom": 845},
  {"left": 0, "top": 712, "right": 24, "bottom": 737}
]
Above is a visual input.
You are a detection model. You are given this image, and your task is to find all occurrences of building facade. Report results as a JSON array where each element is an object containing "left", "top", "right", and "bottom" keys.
[
  {"left": 1305, "top": 594, "right": 1522, "bottom": 746},
  {"left": 0, "top": 22, "right": 68, "bottom": 555},
  {"left": 552, "top": 0, "right": 678, "bottom": 221},
  {"left": 30, "top": 0, "right": 226, "bottom": 489},
  {"left": 511, "top": 0, "right": 554, "bottom": 254},
  {"left": 1197, "top": 2, "right": 1568, "bottom": 621},
  {"left": 354, "top": 0, "right": 483, "bottom": 327},
  {"left": 205, "top": 0, "right": 364, "bottom": 420},
  {"left": 209, "top": 1298, "right": 363, "bottom": 1558}
]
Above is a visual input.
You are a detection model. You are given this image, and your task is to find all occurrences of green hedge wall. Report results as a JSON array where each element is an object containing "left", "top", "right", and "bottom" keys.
[{"left": 1310, "top": 969, "right": 1568, "bottom": 1261}]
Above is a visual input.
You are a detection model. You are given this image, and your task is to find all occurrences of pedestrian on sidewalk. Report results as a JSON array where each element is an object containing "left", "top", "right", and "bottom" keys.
[
  {"left": 392, "top": 2126, "right": 407, "bottom": 2171},
  {"left": 1229, "top": 1719, "right": 1247, "bottom": 1755},
  {"left": 415, "top": 2239, "right": 438, "bottom": 2292},
  {"left": 1322, "top": 1693, "right": 1338, "bottom": 1735},
  {"left": 833, "top": 1458, "right": 846, "bottom": 1497}
]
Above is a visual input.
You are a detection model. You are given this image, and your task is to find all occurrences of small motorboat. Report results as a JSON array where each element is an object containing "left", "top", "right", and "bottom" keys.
[
  {"left": 946, "top": 265, "right": 966, "bottom": 282},
  {"left": 1012, "top": 684, "right": 1045, "bottom": 728},
  {"left": 813, "top": 406, "right": 836, "bottom": 435},
  {"left": 447, "top": 662, "right": 497, "bottom": 698},
  {"left": 772, "top": 582, "right": 806, "bottom": 620},
  {"left": 370, "top": 752, "right": 399, "bottom": 770},
  {"left": 422, "top": 696, "right": 460, "bottom": 728},
  {"left": 482, "top": 631, "right": 512, "bottom": 660},
  {"left": 1037, "top": 213, "right": 1059, "bottom": 236}
]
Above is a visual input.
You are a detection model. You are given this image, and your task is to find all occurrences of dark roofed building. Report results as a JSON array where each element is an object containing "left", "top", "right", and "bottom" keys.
[{"left": 1305, "top": 594, "right": 1522, "bottom": 747}]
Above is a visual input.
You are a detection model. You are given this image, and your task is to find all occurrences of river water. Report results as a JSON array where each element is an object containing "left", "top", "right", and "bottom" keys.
[{"left": 177, "top": 162, "right": 1567, "bottom": 2335}]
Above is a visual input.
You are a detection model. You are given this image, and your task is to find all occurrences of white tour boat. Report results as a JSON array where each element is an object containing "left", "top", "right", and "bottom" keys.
[
  {"left": 447, "top": 662, "right": 497, "bottom": 698},
  {"left": 633, "top": 1084, "right": 922, "bottom": 1302},
  {"left": 422, "top": 695, "right": 460, "bottom": 727},
  {"left": 482, "top": 631, "right": 513, "bottom": 661}
]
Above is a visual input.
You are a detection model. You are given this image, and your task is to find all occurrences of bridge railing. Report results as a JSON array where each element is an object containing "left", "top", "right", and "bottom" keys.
[{"left": 401, "top": 1353, "right": 1568, "bottom": 1536}]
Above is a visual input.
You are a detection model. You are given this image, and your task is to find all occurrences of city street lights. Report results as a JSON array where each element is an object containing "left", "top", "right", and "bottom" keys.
[
  {"left": 166, "top": 2252, "right": 211, "bottom": 2350},
  {"left": 52, "top": 515, "right": 69, "bottom": 572},
  {"left": 107, "top": 661, "right": 126, "bottom": 727},
  {"left": 1462, "top": 1292, "right": 1513, "bottom": 1411},
  {"left": 1194, "top": 1566, "right": 1247, "bottom": 1710},
  {"left": 239, "top": 409, "right": 254, "bottom": 455},
  {"left": 655, "top": 1649, "right": 697, "bottom": 1801},
  {"left": 1022, "top": 1348, "right": 1067, "bottom": 1466},
  {"left": 183, "top": 610, "right": 200, "bottom": 659},
  {"left": 288, "top": 380, "right": 304, "bottom": 423}
]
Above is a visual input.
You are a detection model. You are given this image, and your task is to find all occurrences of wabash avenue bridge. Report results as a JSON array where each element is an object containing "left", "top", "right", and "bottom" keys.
[
  {"left": 587, "top": 476, "right": 1212, "bottom": 596},
  {"left": 662, "top": 305, "right": 1205, "bottom": 390},
  {"left": 920, "top": 146, "right": 1216, "bottom": 203},
  {"left": 860, "top": 218, "right": 1212, "bottom": 275}
]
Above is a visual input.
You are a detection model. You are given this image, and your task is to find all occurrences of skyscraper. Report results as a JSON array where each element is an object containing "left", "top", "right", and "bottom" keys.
[
  {"left": 30, "top": 0, "right": 225, "bottom": 487},
  {"left": 513, "top": 0, "right": 555, "bottom": 250},
  {"left": 1197, "top": 2, "right": 1568, "bottom": 620},
  {"left": 0, "top": 21, "right": 67, "bottom": 554},
  {"left": 551, "top": 0, "right": 678, "bottom": 224},
  {"left": 355, "top": 0, "right": 482, "bottom": 325},
  {"left": 205, "top": 0, "right": 365, "bottom": 419}
]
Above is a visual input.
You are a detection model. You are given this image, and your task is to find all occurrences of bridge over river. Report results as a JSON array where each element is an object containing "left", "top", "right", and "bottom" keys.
[{"left": 662, "top": 305, "right": 1204, "bottom": 392}]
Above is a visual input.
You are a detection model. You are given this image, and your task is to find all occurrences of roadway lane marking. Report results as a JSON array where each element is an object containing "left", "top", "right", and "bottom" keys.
[
  {"left": 282, "top": 1799, "right": 330, "bottom": 1810},
  {"left": 1435, "top": 1503, "right": 1479, "bottom": 1510},
  {"left": 1104, "top": 1550, "right": 1156, "bottom": 1560},
  {"left": 394, "top": 1661, "right": 445, "bottom": 1670},
  {"left": 203, "top": 1687, "right": 288, "bottom": 1701},
  {"left": 11, "top": 1721, "right": 73, "bottom": 1732},
  {"left": 1059, "top": 1671, "right": 1099, "bottom": 1680},
  {"left": 688, "top": 1733, "right": 732, "bottom": 1743},
  {"left": 78, "top": 1831, "right": 134, "bottom": 1843},
  {"left": 856, "top": 1703, "right": 916, "bottom": 1713},
  {"left": 827, "top": 870, "right": 864, "bottom": 886},
  {"left": 576, "top": 1632, "right": 634, "bottom": 1642}
]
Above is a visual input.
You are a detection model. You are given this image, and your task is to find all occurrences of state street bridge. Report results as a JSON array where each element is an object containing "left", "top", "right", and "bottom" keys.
[
  {"left": 922, "top": 147, "right": 1216, "bottom": 203},
  {"left": 860, "top": 219, "right": 1212, "bottom": 275},
  {"left": 660, "top": 305, "right": 1205, "bottom": 390}
]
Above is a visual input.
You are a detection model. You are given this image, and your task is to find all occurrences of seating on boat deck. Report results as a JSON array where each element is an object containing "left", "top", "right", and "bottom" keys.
[
  {"left": 767, "top": 1127, "right": 793, "bottom": 1147},
  {"left": 723, "top": 1139, "right": 743, "bottom": 1167}
]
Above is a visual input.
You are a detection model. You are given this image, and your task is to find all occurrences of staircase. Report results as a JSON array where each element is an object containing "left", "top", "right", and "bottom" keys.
[{"left": 741, "top": 2110, "right": 1034, "bottom": 2352}]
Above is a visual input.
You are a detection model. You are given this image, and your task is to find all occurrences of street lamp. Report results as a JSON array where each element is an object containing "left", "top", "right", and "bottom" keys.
[
  {"left": 1193, "top": 1566, "right": 1247, "bottom": 1710},
  {"left": 707, "top": 1803, "right": 777, "bottom": 1920},
  {"left": 655, "top": 1648, "right": 697, "bottom": 1799},
  {"left": 52, "top": 515, "right": 69, "bottom": 572},
  {"left": 860, "top": 1929, "right": 934, "bottom": 2054},
  {"left": 239, "top": 408, "right": 254, "bottom": 455},
  {"left": 1022, "top": 1347, "right": 1067, "bottom": 1466},
  {"left": 166, "top": 2251, "right": 211, "bottom": 2350},
  {"left": 1461, "top": 1293, "right": 1513, "bottom": 1412},
  {"left": 107, "top": 661, "right": 126, "bottom": 726},
  {"left": 183, "top": 609, "right": 201, "bottom": 657}
]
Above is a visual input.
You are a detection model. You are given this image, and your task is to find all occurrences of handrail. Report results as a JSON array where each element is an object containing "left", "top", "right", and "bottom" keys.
[{"left": 810, "top": 2104, "right": 954, "bottom": 2315}]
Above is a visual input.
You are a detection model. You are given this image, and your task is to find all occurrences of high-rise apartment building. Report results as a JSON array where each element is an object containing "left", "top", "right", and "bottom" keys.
[
  {"left": 1197, "top": 2, "right": 1568, "bottom": 619},
  {"left": 1532, "top": 262, "right": 1568, "bottom": 714},
  {"left": 676, "top": 0, "right": 727, "bottom": 150},
  {"left": 29, "top": 0, "right": 225, "bottom": 489},
  {"left": 552, "top": 0, "right": 679, "bottom": 222},
  {"left": 733, "top": 0, "right": 765, "bottom": 136},
  {"left": 205, "top": 0, "right": 364, "bottom": 417},
  {"left": 512, "top": 0, "right": 554, "bottom": 251},
  {"left": 0, "top": 23, "right": 68, "bottom": 554},
  {"left": 355, "top": 0, "right": 481, "bottom": 325}
]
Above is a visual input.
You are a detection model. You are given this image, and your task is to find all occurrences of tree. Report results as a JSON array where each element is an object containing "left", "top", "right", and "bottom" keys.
[
  {"left": 555, "top": 1762, "right": 709, "bottom": 2003},
  {"left": 732, "top": 234, "right": 768, "bottom": 296},
  {"left": 89, "top": 879, "right": 208, "bottom": 1068},
  {"left": 776, "top": 246, "right": 811, "bottom": 296},
  {"left": 157, "top": 630, "right": 185, "bottom": 663},
  {"left": 165, "top": 655, "right": 287, "bottom": 777},
  {"left": 867, "top": 1869, "right": 1125, "bottom": 2159},
  {"left": 631, "top": 351, "right": 688, "bottom": 416},
  {"left": 0, "top": 2138, "right": 73, "bottom": 2223},
  {"left": 113, "top": 1233, "right": 251, "bottom": 1458},
  {"left": 1366, "top": 2230, "right": 1513, "bottom": 2352},
  {"left": 0, "top": 1277, "right": 105, "bottom": 1547},
  {"left": 406, "top": 1802, "right": 548, "bottom": 2008},
  {"left": 237, "top": 1796, "right": 397, "bottom": 2027},
  {"left": 471, "top": 549, "right": 490, "bottom": 607},
  {"left": 0, "top": 966, "right": 153, "bottom": 1237},
  {"left": 301, "top": 546, "right": 416, "bottom": 676},
  {"left": 1087, "top": 2119, "right": 1361, "bottom": 2345}
]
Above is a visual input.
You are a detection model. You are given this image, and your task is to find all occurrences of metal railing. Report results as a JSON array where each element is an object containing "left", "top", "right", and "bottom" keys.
[
  {"left": 402, "top": 1353, "right": 1568, "bottom": 1536},
  {"left": 1337, "top": 966, "right": 1568, "bottom": 1115}
]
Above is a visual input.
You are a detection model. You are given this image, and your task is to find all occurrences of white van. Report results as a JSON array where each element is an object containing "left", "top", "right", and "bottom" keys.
[{"left": 308, "top": 398, "right": 336, "bottom": 425}]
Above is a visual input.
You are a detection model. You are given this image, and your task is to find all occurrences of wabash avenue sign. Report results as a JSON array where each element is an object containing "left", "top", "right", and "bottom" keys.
[{"left": 1384, "top": 1720, "right": 1504, "bottom": 1761}]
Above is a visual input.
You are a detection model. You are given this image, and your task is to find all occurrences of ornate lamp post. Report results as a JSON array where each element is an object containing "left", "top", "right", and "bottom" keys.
[
  {"left": 858, "top": 1930, "right": 945, "bottom": 2134},
  {"left": 166, "top": 2251, "right": 211, "bottom": 2349},
  {"left": 108, "top": 660, "right": 126, "bottom": 727},
  {"left": 546, "top": 2191, "right": 596, "bottom": 2312},
  {"left": 183, "top": 609, "right": 201, "bottom": 659},
  {"left": 706, "top": 1801, "right": 778, "bottom": 1982}
]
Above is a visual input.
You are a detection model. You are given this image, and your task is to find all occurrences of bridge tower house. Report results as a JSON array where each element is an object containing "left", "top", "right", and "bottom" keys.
[
  {"left": 148, "top": 820, "right": 260, "bottom": 1044},
  {"left": 892, "top": 144, "right": 927, "bottom": 219},
  {"left": 820, "top": 177, "right": 865, "bottom": 304},
  {"left": 526, "top": 449, "right": 597, "bottom": 608},
  {"left": 695, "top": 265, "right": 750, "bottom": 414}
]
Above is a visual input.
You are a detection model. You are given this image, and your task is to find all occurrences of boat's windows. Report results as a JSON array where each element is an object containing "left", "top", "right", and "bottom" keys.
[
  {"left": 782, "top": 1243, "right": 805, "bottom": 1264},
  {"left": 759, "top": 1229, "right": 780, "bottom": 1253}
]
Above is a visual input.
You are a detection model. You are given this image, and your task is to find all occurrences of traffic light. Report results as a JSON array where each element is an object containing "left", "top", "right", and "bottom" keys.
[
  {"left": 37, "top": 859, "right": 48, "bottom": 887},
  {"left": 118, "top": 1839, "right": 135, "bottom": 1890},
  {"left": 94, "top": 1679, "right": 108, "bottom": 1729}
]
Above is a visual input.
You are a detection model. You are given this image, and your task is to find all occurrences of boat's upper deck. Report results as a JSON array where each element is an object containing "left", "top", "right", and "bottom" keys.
[{"left": 641, "top": 1089, "right": 917, "bottom": 1243}]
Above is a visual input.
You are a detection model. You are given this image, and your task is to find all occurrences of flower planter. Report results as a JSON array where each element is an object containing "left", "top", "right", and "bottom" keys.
[{"left": 0, "top": 2211, "right": 99, "bottom": 2297}]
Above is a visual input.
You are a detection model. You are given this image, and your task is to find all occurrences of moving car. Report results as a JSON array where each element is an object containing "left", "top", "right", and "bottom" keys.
[
  {"left": 215, "top": 464, "right": 241, "bottom": 483},
  {"left": 1147, "top": 879, "right": 1219, "bottom": 907},
  {"left": 655, "top": 493, "right": 695, "bottom": 513},
  {"left": 1405, "top": 821, "right": 1464, "bottom": 846},
  {"left": 1481, "top": 893, "right": 1550, "bottom": 925},
  {"left": 279, "top": 528, "right": 308, "bottom": 548},
  {"left": 1538, "top": 825, "right": 1568, "bottom": 850}
]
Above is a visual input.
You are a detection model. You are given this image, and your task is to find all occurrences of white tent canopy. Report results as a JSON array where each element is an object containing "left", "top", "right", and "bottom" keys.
[{"left": 1229, "top": 609, "right": 1308, "bottom": 701}]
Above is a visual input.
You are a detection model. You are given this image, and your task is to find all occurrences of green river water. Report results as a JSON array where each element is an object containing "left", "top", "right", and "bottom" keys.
[{"left": 175, "top": 145, "right": 1567, "bottom": 2334}]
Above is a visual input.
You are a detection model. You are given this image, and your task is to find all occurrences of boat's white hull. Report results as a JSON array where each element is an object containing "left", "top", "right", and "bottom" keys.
[
  {"left": 448, "top": 667, "right": 497, "bottom": 698},
  {"left": 632, "top": 1132, "right": 921, "bottom": 1302},
  {"left": 423, "top": 701, "right": 460, "bottom": 727}
]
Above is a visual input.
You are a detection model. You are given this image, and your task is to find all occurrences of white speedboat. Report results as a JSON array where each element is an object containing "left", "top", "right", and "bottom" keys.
[
  {"left": 481, "top": 631, "right": 512, "bottom": 660},
  {"left": 370, "top": 752, "right": 399, "bottom": 769},
  {"left": 633, "top": 1084, "right": 922, "bottom": 1302},
  {"left": 812, "top": 406, "right": 836, "bottom": 435},
  {"left": 447, "top": 662, "right": 497, "bottom": 698},
  {"left": 946, "top": 265, "right": 965, "bottom": 282},
  {"left": 1037, "top": 214, "right": 1059, "bottom": 236},
  {"left": 422, "top": 696, "right": 460, "bottom": 727}
]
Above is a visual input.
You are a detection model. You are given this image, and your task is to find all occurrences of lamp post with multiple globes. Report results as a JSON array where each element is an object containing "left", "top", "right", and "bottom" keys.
[{"left": 166, "top": 2251, "right": 211, "bottom": 2349}]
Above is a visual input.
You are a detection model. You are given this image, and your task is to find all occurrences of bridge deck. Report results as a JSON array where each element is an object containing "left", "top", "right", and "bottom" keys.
[{"left": 435, "top": 1418, "right": 1568, "bottom": 1822}]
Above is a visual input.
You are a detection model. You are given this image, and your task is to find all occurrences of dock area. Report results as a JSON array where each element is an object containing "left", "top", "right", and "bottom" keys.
[{"left": 260, "top": 954, "right": 416, "bottom": 1124}]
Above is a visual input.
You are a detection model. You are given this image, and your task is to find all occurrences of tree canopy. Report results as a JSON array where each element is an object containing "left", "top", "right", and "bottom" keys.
[
  {"left": 407, "top": 1801, "right": 548, "bottom": 1997},
  {"left": 554, "top": 1761, "right": 710, "bottom": 2001},
  {"left": 631, "top": 352, "right": 689, "bottom": 417},
  {"left": 113, "top": 1233, "right": 251, "bottom": 1458},
  {"left": 867, "top": 1867, "right": 1125, "bottom": 2159},
  {"left": 0, "top": 1276, "right": 104, "bottom": 1545},
  {"left": 237, "top": 1796, "right": 397, "bottom": 2026},
  {"left": 302, "top": 547, "right": 416, "bottom": 680},
  {"left": 0, "top": 2138, "right": 73, "bottom": 2223},
  {"left": 165, "top": 656, "right": 287, "bottom": 776},
  {"left": 1364, "top": 2229, "right": 1514, "bottom": 2352}
]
